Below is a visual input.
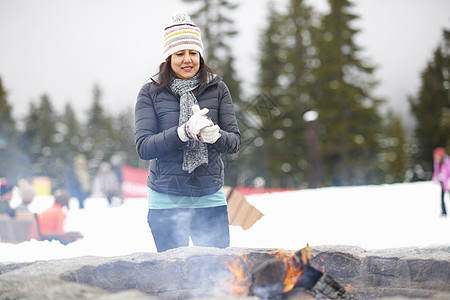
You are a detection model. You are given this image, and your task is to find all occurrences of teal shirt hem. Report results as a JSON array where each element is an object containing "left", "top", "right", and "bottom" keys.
[{"left": 148, "top": 187, "right": 227, "bottom": 209}]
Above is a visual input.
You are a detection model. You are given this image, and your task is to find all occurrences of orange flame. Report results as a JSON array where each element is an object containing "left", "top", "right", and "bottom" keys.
[
  {"left": 270, "top": 250, "right": 305, "bottom": 293},
  {"left": 283, "top": 255, "right": 304, "bottom": 293},
  {"left": 225, "top": 246, "right": 311, "bottom": 297},
  {"left": 224, "top": 257, "right": 250, "bottom": 297}
]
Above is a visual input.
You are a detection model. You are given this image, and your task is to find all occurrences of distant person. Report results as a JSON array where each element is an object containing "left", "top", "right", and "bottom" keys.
[
  {"left": 110, "top": 153, "right": 124, "bottom": 204},
  {"left": 37, "top": 189, "right": 82, "bottom": 244},
  {"left": 73, "top": 154, "right": 91, "bottom": 209},
  {"left": 64, "top": 157, "right": 82, "bottom": 205},
  {"left": 134, "top": 12, "right": 240, "bottom": 252},
  {"left": 91, "top": 162, "right": 120, "bottom": 205},
  {"left": 0, "top": 178, "right": 15, "bottom": 218},
  {"left": 15, "top": 178, "right": 36, "bottom": 213},
  {"left": 432, "top": 147, "right": 450, "bottom": 217}
]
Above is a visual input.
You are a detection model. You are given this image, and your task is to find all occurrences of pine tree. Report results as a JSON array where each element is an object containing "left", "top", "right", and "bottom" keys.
[
  {"left": 85, "top": 83, "right": 114, "bottom": 166},
  {"left": 22, "top": 94, "right": 58, "bottom": 177},
  {"left": 37, "top": 94, "right": 57, "bottom": 148},
  {"left": 22, "top": 102, "right": 40, "bottom": 166},
  {"left": 255, "top": 0, "right": 318, "bottom": 187},
  {"left": 409, "top": 28, "right": 450, "bottom": 174},
  {"left": 257, "top": 3, "right": 285, "bottom": 98},
  {"left": 61, "top": 103, "right": 82, "bottom": 152},
  {"left": 0, "top": 78, "right": 14, "bottom": 132},
  {"left": 0, "top": 77, "right": 23, "bottom": 181},
  {"left": 378, "top": 111, "right": 409, "bottom": 183},
  {"left": 312, "top": 0, "right": 384, "bottom": 186},
  {"left": 231, "top": 3, "right": 284, "bottom": 187},
  {"left": 111, "top": 108, "right": 140, "bottom": 167},
  {"left": 52, "top": 103, "right": 83, "bottom": 167},
  {"left": 276, "top": 0, "right": 318, "bottom": 187},
  {"left": 0, "top": 78, "right": 15, "bottom": 154}
]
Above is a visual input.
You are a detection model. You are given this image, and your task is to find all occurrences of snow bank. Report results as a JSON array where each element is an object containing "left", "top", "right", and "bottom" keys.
[{"left": 1, "top": 181, "right": 449, "bottom": 263}]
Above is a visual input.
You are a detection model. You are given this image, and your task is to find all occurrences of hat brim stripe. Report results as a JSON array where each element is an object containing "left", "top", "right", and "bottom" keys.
[{"left": 163, "top": 40, "right": 203, "bottom": 54}]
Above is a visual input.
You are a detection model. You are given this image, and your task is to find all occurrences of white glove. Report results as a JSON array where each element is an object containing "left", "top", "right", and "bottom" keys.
[
  {"left": 199, "top": 124, "right": 221, "bottom": 144},
  {"left": 177, "top": 105, "right": 213, "bottom": 142}
]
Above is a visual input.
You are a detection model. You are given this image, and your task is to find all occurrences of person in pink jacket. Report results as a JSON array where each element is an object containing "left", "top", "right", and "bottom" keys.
[{"left": 432, "top": 147, "right": 450, "bottom": 216}]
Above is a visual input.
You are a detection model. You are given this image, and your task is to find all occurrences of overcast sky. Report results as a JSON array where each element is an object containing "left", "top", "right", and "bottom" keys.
[{"left": 0, "top": 0, "right": 449, "bottom": 124}]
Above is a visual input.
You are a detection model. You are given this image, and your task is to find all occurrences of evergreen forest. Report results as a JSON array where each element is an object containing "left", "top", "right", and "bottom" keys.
[{"left": 1, "top": 0, "right": 449, "bottom": 190}]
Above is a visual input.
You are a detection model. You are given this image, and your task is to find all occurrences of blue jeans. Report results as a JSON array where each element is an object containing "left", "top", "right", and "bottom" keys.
[{"left": 147, "top": 205, "right": 230, "bottom": 252}]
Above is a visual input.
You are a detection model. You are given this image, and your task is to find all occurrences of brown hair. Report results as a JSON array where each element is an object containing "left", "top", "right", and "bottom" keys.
[
  {"left": 151, "top": 55, "right": 214, "bottom": 93},
  {"left": 54, "top": 189, "right": 70, "bottom": 207}
]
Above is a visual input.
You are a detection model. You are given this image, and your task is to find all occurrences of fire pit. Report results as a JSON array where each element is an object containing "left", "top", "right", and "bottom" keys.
[
  {"left": 224, "top": 245, "right": 355, "bottom": 299},
  {"left": 248, "top": 245, "right": 355, "bottom": 299},
  {"left": 0, "top": 245, "right": 449, "bottom": 299}
]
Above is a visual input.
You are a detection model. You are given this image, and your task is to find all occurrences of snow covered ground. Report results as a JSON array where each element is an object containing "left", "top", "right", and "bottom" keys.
[{"left": 1, "top": 181, "right": 449, "bottom": 263}]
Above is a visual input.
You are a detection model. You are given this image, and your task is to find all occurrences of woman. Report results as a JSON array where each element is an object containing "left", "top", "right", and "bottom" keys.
[
  {"left": 432, "top": 147, "right": 450, "bottom": 217},
  {"left": 135, "top": 12, "right": 241, "bottom": 252}
]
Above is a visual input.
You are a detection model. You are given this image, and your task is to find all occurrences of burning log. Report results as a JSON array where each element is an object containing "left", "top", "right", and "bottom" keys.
[{"left": 249, "top": 245, "right": 356, "bottom": 299}]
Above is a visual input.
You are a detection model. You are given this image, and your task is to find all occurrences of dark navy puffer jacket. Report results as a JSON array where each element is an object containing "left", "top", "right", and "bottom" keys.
[{"left": 135, "top": 75, "right": 241, "bottom": 197}]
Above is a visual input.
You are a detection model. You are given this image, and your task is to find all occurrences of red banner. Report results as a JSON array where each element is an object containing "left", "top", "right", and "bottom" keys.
[{"left": 121, "top": 165, "right": 148, "bottom": 198}]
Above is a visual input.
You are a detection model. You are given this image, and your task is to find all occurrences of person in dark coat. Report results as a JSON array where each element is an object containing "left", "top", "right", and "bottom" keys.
[
  {"left": 63, "top": 157, "right": 82, "bottom": 207},
  {"left": 134, "top": 11, "right": 241, "bottom": 252},
  {"left": 63, "top": 156, "right": 91, "bottom": 209}
]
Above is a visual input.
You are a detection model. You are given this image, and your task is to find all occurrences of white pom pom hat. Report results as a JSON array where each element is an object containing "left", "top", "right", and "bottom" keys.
[{"left": 163, "top": 11, "right": 204, "bottom": 60}]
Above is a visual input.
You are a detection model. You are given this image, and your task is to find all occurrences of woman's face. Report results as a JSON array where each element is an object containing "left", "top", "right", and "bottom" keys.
[
  {"left": 171, "top": 49, "right": 200, "bottom": 79},
  {"left": 435, "top": 153, "right": 444, "bottom": 162}
]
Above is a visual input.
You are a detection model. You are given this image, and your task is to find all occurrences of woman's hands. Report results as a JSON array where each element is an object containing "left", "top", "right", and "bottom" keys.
[
  {"left": 199, "top": 124, "right": 221, "bottom": 144},
  {"left": 177, "top": 105, "right": 221, "bottom": 143}
]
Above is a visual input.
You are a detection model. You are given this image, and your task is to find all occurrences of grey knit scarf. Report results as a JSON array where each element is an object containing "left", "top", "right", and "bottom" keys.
[{"left": 170, "top": 75, "right": 208, "bottom": 173}]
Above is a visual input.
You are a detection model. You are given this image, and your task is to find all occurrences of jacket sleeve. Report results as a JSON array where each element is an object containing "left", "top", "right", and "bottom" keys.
[
  {"left": 134, "top": 84, "right": 185, "bottom": 160},
  {"left": 213, "top": 81, "right": 241, "bottom": 154},
  {"left": 432, "top": 160, "right": 440, "bottom": 183}
]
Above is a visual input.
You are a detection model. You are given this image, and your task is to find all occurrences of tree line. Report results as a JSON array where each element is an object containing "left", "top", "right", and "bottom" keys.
[
  {"left": 0, "top": 82, "right": 138, "bottom": 189},
  {"left": 1, "top": 0, "right": 449, "bottom": 190}
]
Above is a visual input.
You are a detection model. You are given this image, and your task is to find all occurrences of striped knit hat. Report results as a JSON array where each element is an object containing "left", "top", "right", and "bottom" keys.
[{"left": 163, "top": 12, "right": 204, "bottom": 60}]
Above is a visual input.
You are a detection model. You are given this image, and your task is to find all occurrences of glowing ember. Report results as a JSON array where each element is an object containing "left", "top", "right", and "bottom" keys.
[
  {"left": 314, "top": 258, "right": 326, "bottom": 273},
  {"left": 345, "top": 284, "right": 355, "bottom": 292}
]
